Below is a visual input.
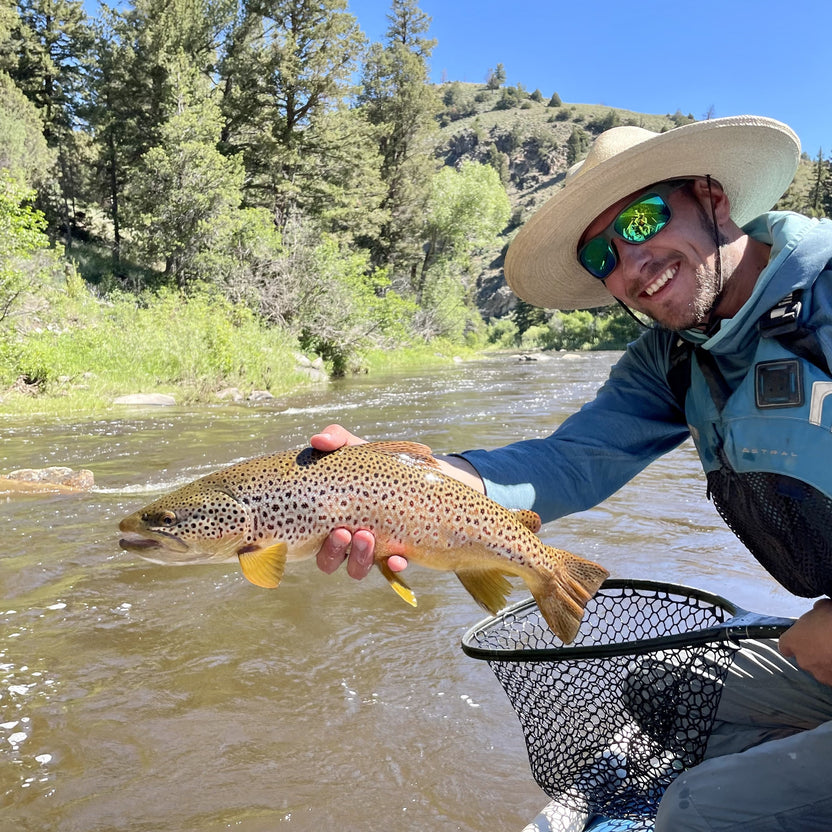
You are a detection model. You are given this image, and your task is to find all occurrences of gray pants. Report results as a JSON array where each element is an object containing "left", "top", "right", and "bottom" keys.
[{"left": 655, "top": 640, "right": 832, "bottom": 831}]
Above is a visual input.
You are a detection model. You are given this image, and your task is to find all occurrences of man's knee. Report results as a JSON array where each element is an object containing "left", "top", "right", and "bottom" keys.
[{"left": 655, "top": 770, "right": 709, "bottom": 831}]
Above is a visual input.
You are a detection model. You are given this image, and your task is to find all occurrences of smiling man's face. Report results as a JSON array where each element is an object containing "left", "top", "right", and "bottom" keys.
[{"left": 580, "top": 178, "right": 728, "bottom": 331}]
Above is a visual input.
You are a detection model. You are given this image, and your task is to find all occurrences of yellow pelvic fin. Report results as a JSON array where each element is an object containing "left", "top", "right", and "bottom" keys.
[
  {"left": 527, "top": 548, "right": 609, "bottom": 645},
  {"left": 361, "top": 441, "right": 442, "bottom": 470},
  {"left": 377, "top": 558, "right": 417, "bottom": 607},
  {"left": 510, "top": 509, "right": 542, "bottom": 533},
  {"left": 455, "top": 569, "right": 513, "bottom": 616},
  {"left": 237, "top": 541, "right": 288, "bottom": 589}
]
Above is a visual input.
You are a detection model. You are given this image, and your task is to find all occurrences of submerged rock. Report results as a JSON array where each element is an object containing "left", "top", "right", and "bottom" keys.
[{"left": 247, "top": 390, "right": 275, "bottom": 402}]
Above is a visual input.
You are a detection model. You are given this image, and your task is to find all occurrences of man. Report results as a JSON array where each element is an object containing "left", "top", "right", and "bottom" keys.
[{"left": 312, "top": 116, "right": 832, "bottom": 830}]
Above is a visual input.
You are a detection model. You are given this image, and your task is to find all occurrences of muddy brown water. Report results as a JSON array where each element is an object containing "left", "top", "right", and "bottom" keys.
[{"left": 1, "top": 353, "right": 806, "bottom": 831}]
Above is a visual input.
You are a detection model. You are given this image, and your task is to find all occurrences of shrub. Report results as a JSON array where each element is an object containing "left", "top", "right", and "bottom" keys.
[
  {"left": 586, "top": 110, "right": 621, "bottom": 134},
  {"left": 486, "top": 317, "right": 519, "bottom": 347}
]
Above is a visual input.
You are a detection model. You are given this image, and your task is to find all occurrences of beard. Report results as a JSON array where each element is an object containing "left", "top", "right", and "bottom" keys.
[{"left": 662, "top": 262, "right": 723, "bottom": 331}]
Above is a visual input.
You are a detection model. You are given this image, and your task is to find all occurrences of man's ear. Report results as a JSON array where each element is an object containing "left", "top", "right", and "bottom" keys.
[{"left": 691, "top": 177, "right": 731, "bottom": 224}]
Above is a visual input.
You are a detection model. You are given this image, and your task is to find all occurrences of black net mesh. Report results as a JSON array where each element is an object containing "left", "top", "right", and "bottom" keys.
[
  {"left": 707, "top": 469, "right": 832, "bottom": 598},
  {"left": 463, "top": 581, "right": 741, "bottom": 821}
]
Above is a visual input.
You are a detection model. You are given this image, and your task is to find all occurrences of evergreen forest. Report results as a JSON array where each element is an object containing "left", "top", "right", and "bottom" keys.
[{"left": 2, "top": 0, "right": 830, "bottom": 411}]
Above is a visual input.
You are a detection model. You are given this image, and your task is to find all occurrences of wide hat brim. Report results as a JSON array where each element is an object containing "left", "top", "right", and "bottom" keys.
[{"left": 504, "top": 115, "right": 801, "bottom": 310}]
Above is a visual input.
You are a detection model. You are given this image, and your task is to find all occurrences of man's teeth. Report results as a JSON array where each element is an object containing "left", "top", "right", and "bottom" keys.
[{"left": 645, "top": 267, "right": 675, "bottom": 296}]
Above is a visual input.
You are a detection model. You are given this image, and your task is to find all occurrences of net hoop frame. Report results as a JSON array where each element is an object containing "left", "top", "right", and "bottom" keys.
[{"left": 461, "top": 578, "right": 794, "bottom": 663}]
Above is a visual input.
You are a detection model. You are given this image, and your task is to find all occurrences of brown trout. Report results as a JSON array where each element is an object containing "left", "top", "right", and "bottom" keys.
[{"left": 118, "top": 442, "right": 609, "bottom": 642}]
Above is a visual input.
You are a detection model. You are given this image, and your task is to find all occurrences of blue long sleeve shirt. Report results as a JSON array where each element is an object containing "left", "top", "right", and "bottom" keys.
[{"left": 460, "top": 212, "right": 832, "bottom": 521}]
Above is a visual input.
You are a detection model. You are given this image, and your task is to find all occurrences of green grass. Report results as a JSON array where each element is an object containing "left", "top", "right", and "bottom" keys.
[
  {"left": 361, "top": 338, "right": 482, "bottom": 374},
  {"left": 0, "top": 278, "right": 482, "bottom": 419},
  {"left": 0, "top": 279, "right": 311, "bottom": 417}
]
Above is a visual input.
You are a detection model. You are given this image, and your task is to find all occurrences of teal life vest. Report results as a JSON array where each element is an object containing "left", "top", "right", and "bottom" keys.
[{"left": 671, "top": 290, "right": 832, "bottom": 598}]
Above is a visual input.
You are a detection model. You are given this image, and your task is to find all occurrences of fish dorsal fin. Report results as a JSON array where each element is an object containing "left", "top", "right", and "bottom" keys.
[
  {"left": 510, "top": 509, "right": 542, "bottom": 533},
  {"left": 377, "top": 557, "right": 417, "bottom": 607},
  {"left": 455, "top": 569, "right": 513, "bottom": 616},
  {"left": 237, "top": 541, "right": 288, "bottom": 588},
  {"left": 361, "top": 441, "right": 441, "bottom": 470}
]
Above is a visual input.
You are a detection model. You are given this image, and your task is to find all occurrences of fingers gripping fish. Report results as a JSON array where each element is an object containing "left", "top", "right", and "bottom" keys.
[{"left": 119, "top": 442, "right": 609, "bottom": 643}]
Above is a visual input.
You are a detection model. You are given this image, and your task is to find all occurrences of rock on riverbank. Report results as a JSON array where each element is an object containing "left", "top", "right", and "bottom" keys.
[{"left": 0, "top": 467, "right": 94, "bottom": 494}]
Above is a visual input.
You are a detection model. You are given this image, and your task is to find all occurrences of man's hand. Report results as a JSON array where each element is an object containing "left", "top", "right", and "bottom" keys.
[
  {"left": 310, "top": 425, "right": 406, "bottom": 579},
  {"left": 309, "top": 424, "right": 484, "bottom": 581},
  {"left": 779, "top": 598, "right": 832, "bottom": 686},
  {"left": 309, "top": 424, "right": 366, "bottom": 453}
]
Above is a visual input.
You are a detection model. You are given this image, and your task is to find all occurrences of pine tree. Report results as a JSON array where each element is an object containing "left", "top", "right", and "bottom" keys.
[
  {"left": 566, "top": 125, "right": 590, "bottom": 167},
  {"left": 87, "top": 0, "right": 233, "bottom": 266},
  {"left": 486, "top": 62, "right": 505, "bottom": 90},
  {"left": 124, "top": 72, "right": 245, "bottom": 288},
  {"left": 5, "top": 0, "right": 93, "bottom": 239},
  {"left": 219, "top": 0, "right": 367, "bottom": 227},
  {"left": 87, "top": 7, "right": 145, "bottom": 266},
  {"left": 358, "top": 0, "right": 439, "bottom": 278}
]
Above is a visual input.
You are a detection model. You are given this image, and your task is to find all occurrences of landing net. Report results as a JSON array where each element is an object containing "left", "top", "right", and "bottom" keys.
[{"left": 461, "top": 579, "right": 791, "bottom": 822}]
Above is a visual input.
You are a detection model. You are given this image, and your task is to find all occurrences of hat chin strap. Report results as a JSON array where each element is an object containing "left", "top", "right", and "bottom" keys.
[
  {"left": 704, "top": 174, "right": 725, "bottom": 324},
  {"left": 613, "top": 297, "right": 651, "bottom": 329}
]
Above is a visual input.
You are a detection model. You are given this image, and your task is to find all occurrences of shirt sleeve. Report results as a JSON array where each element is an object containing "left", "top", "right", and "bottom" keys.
[{"left": 458, "top": 329, "right": 692, "bottom": 521}]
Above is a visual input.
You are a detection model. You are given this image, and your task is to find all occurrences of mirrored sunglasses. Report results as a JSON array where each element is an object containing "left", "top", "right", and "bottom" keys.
[{"left": 578, "top": 180, "right": 691, "bottom": 280}]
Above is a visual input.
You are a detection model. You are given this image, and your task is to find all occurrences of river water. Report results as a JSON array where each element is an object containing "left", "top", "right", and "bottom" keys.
[{"left": 0, "top": 352, "right": 807, "bottom": 832}]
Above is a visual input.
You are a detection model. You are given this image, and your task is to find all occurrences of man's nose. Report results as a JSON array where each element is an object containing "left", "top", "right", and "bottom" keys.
[{"left": 614, "top": 240, "right": 652, "bottom": 278}]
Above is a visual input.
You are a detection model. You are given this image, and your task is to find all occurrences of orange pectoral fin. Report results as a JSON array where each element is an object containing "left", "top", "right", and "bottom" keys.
[
  {"left": 237, "top": 541, "right": 288, "bottom": 588},
  {"left": 376, "top": 540, "right": 416, "bottom": 607}
]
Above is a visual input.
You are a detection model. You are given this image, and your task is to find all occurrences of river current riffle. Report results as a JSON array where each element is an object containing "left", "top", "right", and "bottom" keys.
[{"left": 0, "top": 352, "right": 806, "bottom": 831}]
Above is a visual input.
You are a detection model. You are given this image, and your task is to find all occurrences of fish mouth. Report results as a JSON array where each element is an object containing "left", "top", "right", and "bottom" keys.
[{"left": 118, "top": 530, "right": 190, "bottom": 555}]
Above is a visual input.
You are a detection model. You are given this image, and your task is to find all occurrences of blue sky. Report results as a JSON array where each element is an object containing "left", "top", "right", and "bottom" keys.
[{"left": 347, "top": 0, "right": 832, "bottom": 159}]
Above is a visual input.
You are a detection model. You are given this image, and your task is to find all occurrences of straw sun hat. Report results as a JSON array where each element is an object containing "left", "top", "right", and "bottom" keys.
[{"left": 504, "top": 115, "right": 801, "bottom": 310}]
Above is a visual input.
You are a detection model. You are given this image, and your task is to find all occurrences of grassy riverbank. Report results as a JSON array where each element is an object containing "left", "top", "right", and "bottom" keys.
[
  {"left": 1, "top": 244, "right": 634, "bottom": 421},
  {"left": 0, "top": 274, "right": 478, "bottom": 419},
  {"left": 1, "top": 349, "right": 475, "bottom": 421}
]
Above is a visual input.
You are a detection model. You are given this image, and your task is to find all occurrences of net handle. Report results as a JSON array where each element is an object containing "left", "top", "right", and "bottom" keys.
[
  {"left": 461, "top": 579, "right": 796, "bottom": 663},
  {"left": 722, "top": 610, "right": 796, "bottom": 641}
]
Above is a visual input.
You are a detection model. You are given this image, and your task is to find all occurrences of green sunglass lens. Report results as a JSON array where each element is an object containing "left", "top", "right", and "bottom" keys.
[
  {"left": 580, "top": 236, "right": 617, "bottom": 278},
  {"left": 613, "top": 194, "right": 671, "bottom": 243}
]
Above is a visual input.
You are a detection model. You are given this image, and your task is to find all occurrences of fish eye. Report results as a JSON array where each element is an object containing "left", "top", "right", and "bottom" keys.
[{"left": 149, "top": 510, "right": 178, "bottom": 527}]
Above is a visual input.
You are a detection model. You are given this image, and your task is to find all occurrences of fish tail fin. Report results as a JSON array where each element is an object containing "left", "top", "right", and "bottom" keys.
[
  {"left": 378, "top": 558, "right": 417, "bottom": 607},
  {"left": 527, "top": 548, "right": 609, "bottom": 644}
]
